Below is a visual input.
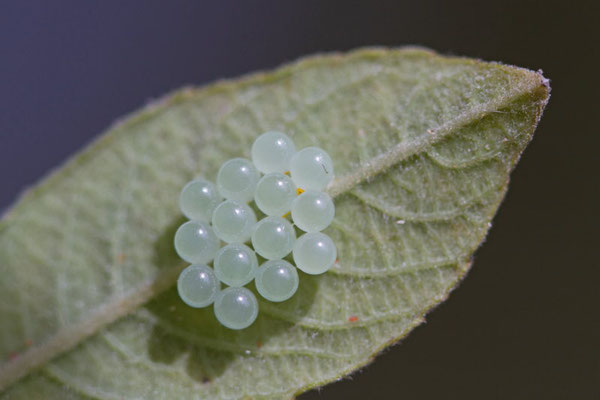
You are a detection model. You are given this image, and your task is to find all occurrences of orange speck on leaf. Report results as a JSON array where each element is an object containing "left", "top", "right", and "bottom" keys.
[
  {"left": 281, "top": 211, "right": 291, "bottom": 218},
  {"left": 284, "top": 171, "right": 290, "bottom": 176},
  {"left": 296, "top": 188, "right": 305, "bottom": 195},
  {"left": 348, "top": 316, "right": 359, "bottom": 322}
]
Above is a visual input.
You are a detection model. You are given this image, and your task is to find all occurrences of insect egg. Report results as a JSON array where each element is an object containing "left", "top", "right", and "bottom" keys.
[
  {"left": 217, "top": 158, "right": 260, "bottom": 203},
  {"left": 255, "top": 259, "right": 299, "bottom": 302},
  {"left": 290, "top": 147, "right": 334, "bottom": 191},
  {"left": 251, "top": 131, "right": 296, "bottom": 174},
  {"left": 251, "top": 216, "right": 296, "bottom": 260},
  {"left": 213, "top": 243, "right": 258, "bottom": 287},
  {"left": 174, "top": 220, "right": 220, "bottom": 264},
  {"left": 254, "top": 172, "right": 296, "bottom": 216},
  {"left": 291, "top": 189, "right": 334, "bottom": 232},
  {"left": 177, "top": 264, "right": 220, "bottom": 308},
  {"left": 212, "top": 200, "right": 257, "bottom": 243},
  {"left": 179, "top": 178, "right": 222, "bottom": 222},
  {"left": 213, "top": 287, "right": 259, "bottom": 330},
  {"left": 292, "top": 232, "right": 337, "bottom": 275}
]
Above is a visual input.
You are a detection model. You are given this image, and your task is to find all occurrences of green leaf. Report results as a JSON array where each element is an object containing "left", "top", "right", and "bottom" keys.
[{"left": 0, "top": 48, "right": 549, "bottom": 399}]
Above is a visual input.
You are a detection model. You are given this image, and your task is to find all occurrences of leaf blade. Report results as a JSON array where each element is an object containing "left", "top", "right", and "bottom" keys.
[{"left": 0, "top": 48, "right": 549, "bottom": 399}]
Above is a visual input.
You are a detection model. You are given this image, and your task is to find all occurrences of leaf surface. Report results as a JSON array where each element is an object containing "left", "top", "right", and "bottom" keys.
[{"left": 0, "top": 48, "right": 549, "bottom": 399}]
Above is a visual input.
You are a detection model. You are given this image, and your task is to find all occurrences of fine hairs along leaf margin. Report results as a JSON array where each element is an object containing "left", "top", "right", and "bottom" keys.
[{"left": 0, "top": 48, "right": 549, "bottom": 399}]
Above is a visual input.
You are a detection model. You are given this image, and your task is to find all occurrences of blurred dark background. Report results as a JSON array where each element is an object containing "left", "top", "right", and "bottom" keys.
[{"left": 1, "top": 1, "right": 598, "bottom": 399}]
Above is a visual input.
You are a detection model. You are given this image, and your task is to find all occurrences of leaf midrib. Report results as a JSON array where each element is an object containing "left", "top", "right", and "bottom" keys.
[{"left": 0, "top": 67, "right": 544, "bottom": 393}]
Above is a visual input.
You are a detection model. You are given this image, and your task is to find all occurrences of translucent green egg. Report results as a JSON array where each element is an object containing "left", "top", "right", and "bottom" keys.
[
  {"left": 217, "top": 158, "right": 260, "bottom": 203},
  {"left": 254, "top": 173, "right": 297, "bottom": 216},
  {"left": 251, "top": 216, "right": 296, "bottom": 260},
  {"left": 290, "top": 147, "right": 334, "bottom": 191},
  {"left": 174, "top": 221, "right": 220, "bottom": 264},
  {"left": 177, "top": 264, "right": 220, "bottom": 308},
  {"left": 213, "top": 287, "right": 259, "bottom": 330},
  {"left": 179, "top": 178, "right": 222, "bottom": 222},
  {"left": 255, "top": 260, "right": 299, "bottom": 302},
  {"left": 212, "top": 200, "right": 256, "bottom": 243},
  {"left": 292, "top": 232, "right": 336, "bottom": 275},
  {"left": 214, "top": 243, "right": 258, "bottom": 287},
  {"left": 291, "top": 190, "right": 334, "bottom": 232},
  {"left": 251, "top": 131, "right": 296, "bottom": 174}
]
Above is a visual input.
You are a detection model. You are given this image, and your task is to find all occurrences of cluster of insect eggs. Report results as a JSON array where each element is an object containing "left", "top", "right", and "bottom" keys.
[{"left": 174, "top": 131, "right": 336, "bottom": 330}]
